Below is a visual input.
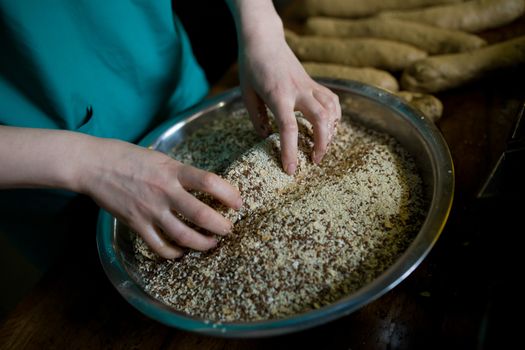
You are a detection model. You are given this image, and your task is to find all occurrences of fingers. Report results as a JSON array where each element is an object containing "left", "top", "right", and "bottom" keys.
[
  {"left": 247, "top": 85, "right": 299, "bottom": 174},
  {"left": 137, "top": 224, "right": 184, "bottom": 259},
  {"left": 137, "top": 181, "right": 232, "bottom": 257},
  {"left": 256, "top": 83, "right": 339, "bottom": 171},
  {"left": 243, "top": 87, "right": 272, "bottom": 138},
  {"left": 137, "top": 182, "right": 233, "bottom": 257},
  {"left": 141, "top": 165, "right": 242, "bottom": 258},
  {"left": 138, "top": 212, "right": 217, "bottom": 258},
  {"left": 177, "top": 165, "right": 242, "bottom": 210},
  {"left": 271, "top": 100, "right": 299, "bottom": 175},
  {"left": 298, "top": 87, "right": 341, "bottom": 164},
  {"left": 296, "top": 95, "right": 330, "bottom": 164},
  {"left": 314, "top": 87, "right": 341, "bottom": 128},
  {"left": 157, "top": 210, "right": 218, "bottom": 251},
  {"left": 170, "top": 189, "right": 232, "bottom": 236}
]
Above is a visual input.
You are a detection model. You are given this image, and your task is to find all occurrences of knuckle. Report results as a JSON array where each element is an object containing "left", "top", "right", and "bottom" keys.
[
  {"left": 192, "top": 206, "right": 211, "bottom": 226},
  {"left": 157, "top": 209, "right": 173, "bottom": 226},
  {"left": 133, "top": 199, "right": 154, "bottom": 218},
  {"left": 199, "top": 172, "right": 217, "bottom": 191},
  {"left": 173, "top": 229, "right": 193, "bottom": 247},
  {"left": 331, "top": 95, "right": 340, "bottom": 111},
  {"left": 317, "top": 88, "right": 340, "bottom": 116},
  {"left": 280, "top": 119, "right": 298, "bottom": 133},
  {"left": 134, "top": 224, "right": 182, "bottom": 260},
  {"left": 177, "top": 162, "right": 193, "bottom": 177},
  {"left": 265, "top": 83, "right": 287, "bottom": 98},
  {"left": 315, "top": 108, "right": 329, "bottom": 121}
]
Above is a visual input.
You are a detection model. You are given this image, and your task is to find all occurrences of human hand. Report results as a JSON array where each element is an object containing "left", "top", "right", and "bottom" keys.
[
  {"left": 79, "top": 139, "right": 242, "bottom": 259},
  {"left": 231, "top": 2, "right": 341, "bottom": 175}
]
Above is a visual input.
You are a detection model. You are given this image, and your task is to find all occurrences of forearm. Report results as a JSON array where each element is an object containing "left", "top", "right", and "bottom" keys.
[
  {"left": 225, "top": 0, "right": 340, "bottom": 173},
  {"left": 225, "top": 0, "right": 284, "bottom": 45},
  {"left": 0, "top": 125, "right": 96, "bottom": 192},
  {"left": 0, "top": 124, "right": 242, "bottom": 259}
]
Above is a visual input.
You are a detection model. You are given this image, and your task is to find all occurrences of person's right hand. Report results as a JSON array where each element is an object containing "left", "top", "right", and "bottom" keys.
[
  {"left": 79, "top": 138, "right": 242, "bottom": 259},
  {"left": 0, "top": 126, "right": 239, "bottom": 259}
]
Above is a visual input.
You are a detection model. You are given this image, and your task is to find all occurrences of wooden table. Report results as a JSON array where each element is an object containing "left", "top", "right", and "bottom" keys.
[{"left": 1, "top": 18, "right": 524, "bottom": 350}]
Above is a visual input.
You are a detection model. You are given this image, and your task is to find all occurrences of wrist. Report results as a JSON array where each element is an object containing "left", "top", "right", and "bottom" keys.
[
  {"left": 64, "top": 134, "right": 126, "bottom": 197},
  {"left": 58, "top": 132, "right": 102, "bottom": 195}
]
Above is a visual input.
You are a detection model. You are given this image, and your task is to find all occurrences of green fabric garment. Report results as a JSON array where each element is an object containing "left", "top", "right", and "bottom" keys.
[
  {"left": 0, "top": 0, "right": 209, "bottom": 141},
  {"left": 0, "top": 0, "right": 210, "bottom": 268}
]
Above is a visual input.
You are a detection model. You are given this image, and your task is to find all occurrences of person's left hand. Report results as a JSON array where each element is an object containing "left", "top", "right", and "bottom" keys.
[{"left": 237, "top": 22, "right": 341, "bottom": 175}]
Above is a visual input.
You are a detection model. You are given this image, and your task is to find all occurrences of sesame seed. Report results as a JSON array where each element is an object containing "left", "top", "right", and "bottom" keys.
[{"left": 133, "top": 110, "right": 427, "bottom": 322}]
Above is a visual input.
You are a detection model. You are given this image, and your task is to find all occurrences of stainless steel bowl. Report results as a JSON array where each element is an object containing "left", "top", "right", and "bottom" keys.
[{"left": 96, "top": 79, "right": 454, "bottom": 337}]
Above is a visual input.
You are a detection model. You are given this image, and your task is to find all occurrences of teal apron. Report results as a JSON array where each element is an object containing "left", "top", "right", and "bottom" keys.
[{"left": 0, "top": 0, "right": 209, "bottom": 268}]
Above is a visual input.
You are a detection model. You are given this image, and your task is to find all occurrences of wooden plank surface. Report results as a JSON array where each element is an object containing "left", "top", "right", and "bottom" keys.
[{"left": 1, "top": 13, "right": 524, "bottom": 350}]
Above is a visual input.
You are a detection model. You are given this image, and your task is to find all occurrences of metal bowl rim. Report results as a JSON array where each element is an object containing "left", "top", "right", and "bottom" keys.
[{"left": 96, "top": 79, "right": 454, "bottom": 337}]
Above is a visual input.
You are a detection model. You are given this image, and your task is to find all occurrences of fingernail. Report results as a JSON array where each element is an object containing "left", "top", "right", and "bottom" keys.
[
  {"left": 170, "top": 250, "right": 184, "bottom": 260},
  {"left": 312, "top": 150, "right": 322, "bottom": 164},
  {"left": 236, "top": 197, "right": 243, "bottom": 210},
  {"left": 220, "top": 224, "right": 231, "bottom": 236},
  {"left": 285, "top": 162, "right": 297, "bottom": 175}
]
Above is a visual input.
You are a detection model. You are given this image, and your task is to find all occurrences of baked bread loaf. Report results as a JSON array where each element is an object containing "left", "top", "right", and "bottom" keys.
[
  {"left": 378, "top": 0, "right": 525, "bottom": 33},
  {"left": 286, "top": 30, "right": 428, "bottom": 71},
  {"left": 401, "top": 35, "right": 525, "bottom": 92},
  {"left": 300, "top": 62, "right": 443, "bottom": 121},
  {"left": 302, "top": 62, "right": 400, "bottom": 91},
  {"left": 305, "top": 17, "right": 487, "bottom": 54},
  {"left": 395, "top": 91, "right": 444, "bottom": 122},
  {"left": 287, "top": 0, "right": 464, "bottom": 18}
]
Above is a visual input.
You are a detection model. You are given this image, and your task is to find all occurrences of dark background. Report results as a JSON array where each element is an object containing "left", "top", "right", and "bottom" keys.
[
  {"left": 173, "top": 0, "right": 238, "bottom": 86},
  {"left": 173, "top": 0, "right": 291, "bottom": 86}
]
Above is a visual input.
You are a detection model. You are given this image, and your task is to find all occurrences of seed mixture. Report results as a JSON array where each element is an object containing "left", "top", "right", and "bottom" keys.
[{"left": 134, "top": 109, "right": 427, "bottom": 322}]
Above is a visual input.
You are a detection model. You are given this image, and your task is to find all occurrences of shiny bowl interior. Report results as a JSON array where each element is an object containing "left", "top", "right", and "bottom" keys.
[{"left": 96, "top": 79, "right": 454, "bottom": 338}]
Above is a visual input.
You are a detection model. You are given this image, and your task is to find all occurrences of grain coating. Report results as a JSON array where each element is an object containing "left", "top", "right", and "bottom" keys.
[{"left": 134, "top": 110, "right": 426, "bottom": 322}]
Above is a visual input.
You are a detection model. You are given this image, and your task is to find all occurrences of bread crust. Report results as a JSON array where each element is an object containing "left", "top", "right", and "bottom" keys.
[{"left": 305, "top": 17, "right": 487, "bottom": 54}]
